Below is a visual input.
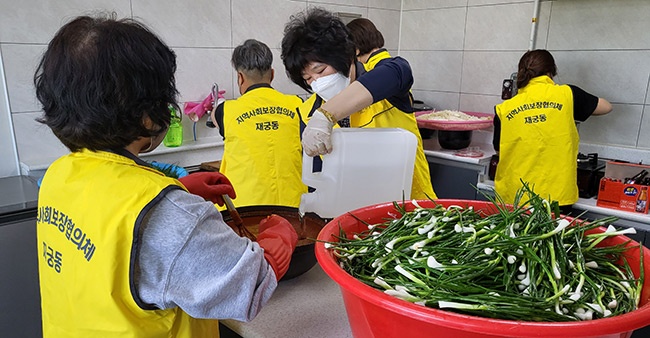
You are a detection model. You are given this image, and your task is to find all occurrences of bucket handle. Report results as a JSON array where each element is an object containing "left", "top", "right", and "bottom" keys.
[{"left": 302, "top": 151, "right": 316, "bottom": 186}]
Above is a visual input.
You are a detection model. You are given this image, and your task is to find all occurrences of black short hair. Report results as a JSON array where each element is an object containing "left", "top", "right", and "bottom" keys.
[
  {"left": 231, "top": 39, "right": 273, "bottom": 81},
  {"left": 34, "top": 14, "right": 178, "bottom": 152},
  {"left": 281, "top": 8, "right": 356, "bottom": 92},
  {"left": 346, "top": 18, "right": 384, "bottom": 56}
]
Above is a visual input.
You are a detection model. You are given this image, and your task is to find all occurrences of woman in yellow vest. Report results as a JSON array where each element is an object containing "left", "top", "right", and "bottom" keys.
[
  {"left": 211, "top": 39, "right": 306, "bottom": 208},
  {"left": 34, "top": 15, "right": 297, "bottom": 337},
  {"left": 281, "top": 8, "right": 436, "bottom": 200},
  {"left": 493, "top": 49, "right": 612, "bottom": 212}
]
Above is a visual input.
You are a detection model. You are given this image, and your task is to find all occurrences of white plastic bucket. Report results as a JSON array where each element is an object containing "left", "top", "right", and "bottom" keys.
[{"left": 300, "top": 128, "right": 417, "bottom": 219}]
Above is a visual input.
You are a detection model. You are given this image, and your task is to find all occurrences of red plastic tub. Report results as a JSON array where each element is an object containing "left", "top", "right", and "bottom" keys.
[{"left": 315, "top": 200, "right": 650, "bottom": 338}]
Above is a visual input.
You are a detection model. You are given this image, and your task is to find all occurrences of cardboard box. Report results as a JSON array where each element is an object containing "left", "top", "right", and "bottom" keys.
[{"left": 597, "top": 161, "right": 649, "bottom": 214}]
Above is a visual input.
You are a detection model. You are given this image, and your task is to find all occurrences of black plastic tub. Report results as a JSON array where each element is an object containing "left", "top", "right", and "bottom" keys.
[{"left": 438, "top": 130, "right": 472, "bottom": 150}]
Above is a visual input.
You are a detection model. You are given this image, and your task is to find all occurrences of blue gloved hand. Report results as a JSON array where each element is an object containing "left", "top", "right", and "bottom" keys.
[{"left": 150, "top": 161, "right": 189, "bottom": 179}]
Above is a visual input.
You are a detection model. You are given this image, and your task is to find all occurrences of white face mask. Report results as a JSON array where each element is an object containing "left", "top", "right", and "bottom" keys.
[{"left": 310, "top": 72, "right": 350, "bottom": 101}]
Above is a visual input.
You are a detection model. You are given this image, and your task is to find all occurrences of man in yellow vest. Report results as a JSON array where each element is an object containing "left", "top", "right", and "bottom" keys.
[
  {"left": 211, "top": 39, "right": 306, "bottom": 208},
  {"left": 493, "top": 49, "right": 612, "bottom": 212},
  {"left": 35, "top": 15, "right": 297, "bottom": 337}
]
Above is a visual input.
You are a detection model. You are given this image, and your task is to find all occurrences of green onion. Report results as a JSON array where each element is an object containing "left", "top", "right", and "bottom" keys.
[{"left": 323, "top": 183, "right": 643, "bottom": 322}]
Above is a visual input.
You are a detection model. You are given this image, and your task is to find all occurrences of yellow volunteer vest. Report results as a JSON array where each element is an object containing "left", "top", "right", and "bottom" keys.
[
  {"left": 220, "top": 86, "right": 306, "bottom": 208},
  {"left": 299, "top": 93, "right": 436, "bottom": 199},
  {"left": 297, "top": 94, "right": 319, "bottom": 125},
  {"left": 37, "top": 149, "right": 219, "bottom": 338},
  {"left": 494, "top": 75, "right": 579, "bottom": 205},
  {"left": 362, "top": 49, "right": 391, "bottom": 72},
  {"left": 352, "top": 51, "right": 436, "bottom": 200}
]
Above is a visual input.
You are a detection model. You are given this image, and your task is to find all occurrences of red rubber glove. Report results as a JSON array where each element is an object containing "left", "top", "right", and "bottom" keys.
[
  {"left": 256, "top": 215, "right": 298, "bottom": 281},
  {"left": 178, "top": 172, "right": 236, "bottom": 206}
]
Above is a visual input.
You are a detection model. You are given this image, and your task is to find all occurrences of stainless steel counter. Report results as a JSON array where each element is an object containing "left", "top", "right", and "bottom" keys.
[
  {"left": 0, "top": 175, "right": 41, "bottom": 337},
  {"left": 573, "top": 196, "right": 650, "bottom": 227},
  {"left": 221, "top": 264, "right": 353, "bottom": 338},
  {"left": 476, "top": 179, "right": 650, "bottom": 227},
  {"left": 422, "top": 130, "right": 496, "bottom": 166},
  {"left": 423, "top": 130, "right": 496, "bottom": 200},
  {"left": 0, "top": 175, "right": 39, "bottom": 223},
  {"left": 19, "top": 137, "right": 225, "bottom": 179}
]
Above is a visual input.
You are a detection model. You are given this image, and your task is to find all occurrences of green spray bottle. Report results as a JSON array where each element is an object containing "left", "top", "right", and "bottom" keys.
[{"left": 163, "top": 105, "right": 183, "bottom": 147}]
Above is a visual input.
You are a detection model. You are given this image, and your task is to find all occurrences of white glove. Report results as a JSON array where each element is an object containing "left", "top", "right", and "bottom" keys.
[{"left": 302, "top": 109, "right": 335, "bottom": 156}]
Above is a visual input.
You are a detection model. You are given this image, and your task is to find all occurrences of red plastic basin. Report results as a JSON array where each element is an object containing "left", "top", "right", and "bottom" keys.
[{"left": 315, "top": 200, "right": 650, "bottom": 338}]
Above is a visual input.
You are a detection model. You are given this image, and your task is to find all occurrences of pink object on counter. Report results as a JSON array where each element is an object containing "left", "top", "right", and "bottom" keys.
[
  {"left": 453, "top": 147, "right": 484, "bottom": 158},
  {"left": 183, "top": 89, "right": 226, "bottom": 122}
]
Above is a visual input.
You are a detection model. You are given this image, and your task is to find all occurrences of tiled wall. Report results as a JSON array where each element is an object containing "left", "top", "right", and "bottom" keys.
[
  {"left": 1, "top": 0, "right": 649, "bottom": 168},
  {"left": 0, "top": 0, "right": 400, "bottom": 169},
  {"left": 401, "top": 0, "right": 650, "bottom": 163}
]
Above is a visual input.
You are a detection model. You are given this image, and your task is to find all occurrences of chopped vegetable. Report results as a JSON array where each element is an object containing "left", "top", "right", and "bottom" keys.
[
  {"left": 324, "top": 183, "right": 643, "bottom": 322},
  {"left": 418, "top": 110, "right": 490, "bottom": 121}
]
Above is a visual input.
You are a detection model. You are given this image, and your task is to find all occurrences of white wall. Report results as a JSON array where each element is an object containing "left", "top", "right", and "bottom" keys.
[
  {"left": 400, "top": 0, "right": 650, "bottom": 163},
  {"left": 1, "top": 0, "right": 648, "bottom": 171},
  {"left": 0, "top": 0, "right": 401, "bottom": 174},
  {"left": 0, "top": 48, "right": 20, "bottom": 178}
]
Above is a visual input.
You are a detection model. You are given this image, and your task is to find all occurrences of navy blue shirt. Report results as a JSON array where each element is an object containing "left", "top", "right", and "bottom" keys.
[{"left": 355, "top": 56, "right": 415, "bottom": 113}]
